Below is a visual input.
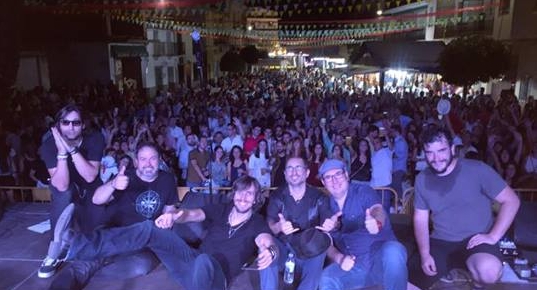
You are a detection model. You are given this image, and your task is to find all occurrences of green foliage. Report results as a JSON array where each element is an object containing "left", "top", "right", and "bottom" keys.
[
  {"left": 220, "top": 50, "right": 246, "bottom": 72},
  {"left": 239, "top": 45, "right": 261, "bottom": 64},
  {"left": 439, "top": 35, "right": 510, "bottom": 87}
]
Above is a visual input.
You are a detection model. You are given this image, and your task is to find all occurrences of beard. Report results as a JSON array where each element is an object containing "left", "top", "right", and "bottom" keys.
[{"left": 426, "top": 153, "right": 455, "bottom": 175}]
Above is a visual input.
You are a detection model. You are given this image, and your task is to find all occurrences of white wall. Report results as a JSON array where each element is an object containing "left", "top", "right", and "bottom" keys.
[{"left": 492, "top": 0, "right": 514, "bottom": 40}]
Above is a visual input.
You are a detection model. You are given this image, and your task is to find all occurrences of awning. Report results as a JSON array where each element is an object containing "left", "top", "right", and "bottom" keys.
[
  {"left": 352, "top": 41, "right": 446, "bottom": 73},
  {"left": 328, "top": 65, "right": 380, "bottom": 77},
  {"left": 111, "top": 45, "right": 148, "bottom": 58}
]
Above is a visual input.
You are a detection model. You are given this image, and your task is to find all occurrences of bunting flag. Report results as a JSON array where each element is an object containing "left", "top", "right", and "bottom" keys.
[{"left": 24, "top": 0, "right": 499, "bottom": 48}]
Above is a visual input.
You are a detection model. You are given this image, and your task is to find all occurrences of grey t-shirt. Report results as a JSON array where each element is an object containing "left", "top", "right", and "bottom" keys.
[{"left": 414, "top": 158, "right": 506, "bottom": 241}]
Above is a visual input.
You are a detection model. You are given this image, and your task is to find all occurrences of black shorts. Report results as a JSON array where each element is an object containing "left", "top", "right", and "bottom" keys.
[
  {"left": 408, "top": 236, "right": 502, "bottom": 289},
  {"left": 430, "top": 237, "right": 502, "bottom": 271}
]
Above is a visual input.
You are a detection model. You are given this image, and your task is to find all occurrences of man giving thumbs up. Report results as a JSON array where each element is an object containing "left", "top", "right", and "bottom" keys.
[{"left": 318, "top": 159, "right": 408, "bottom": 290}]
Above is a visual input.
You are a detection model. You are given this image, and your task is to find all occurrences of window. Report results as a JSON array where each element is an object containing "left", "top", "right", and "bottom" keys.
[
  {"left": 167, "top": 67, "right": 175, "bottom": 84},
  {"left": 155, "top": 66, "right": 164, "bottom": 87}
]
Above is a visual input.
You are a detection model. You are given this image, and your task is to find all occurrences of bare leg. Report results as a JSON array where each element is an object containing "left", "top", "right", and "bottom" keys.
[{"left": 466, "top": 253, "right": 502, "bottom": 286}]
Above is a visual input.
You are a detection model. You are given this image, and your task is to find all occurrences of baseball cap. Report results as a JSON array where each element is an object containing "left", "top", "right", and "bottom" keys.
[{"left": 318, "top": 159, "right": 346, "bottom": 177}]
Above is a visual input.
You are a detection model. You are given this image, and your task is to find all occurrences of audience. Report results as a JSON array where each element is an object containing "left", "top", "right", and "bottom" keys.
[{"left": 0, "top": 69, "right": 536, "bottom": 289}]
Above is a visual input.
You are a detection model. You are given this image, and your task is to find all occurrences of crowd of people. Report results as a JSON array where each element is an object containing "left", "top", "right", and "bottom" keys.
[{"left": 0, "top": 69, "right": 536, "bottom": 290}]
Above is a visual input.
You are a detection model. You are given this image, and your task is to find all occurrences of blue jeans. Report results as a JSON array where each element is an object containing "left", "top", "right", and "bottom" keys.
[
  {"left": 49, "top": 183, "right": 76, "bottom": 233},
  {"left": 68, "top": 220, "right": 228, "bottom": 289},
  {"left": 319, "top": 241, "right": 407, "bottom": 290},
  {"left": 260, "top": 237, "right": 326, "bottom": 290},
  {"left": 49, "top": 183, "right": 106, "bottom": 235}
]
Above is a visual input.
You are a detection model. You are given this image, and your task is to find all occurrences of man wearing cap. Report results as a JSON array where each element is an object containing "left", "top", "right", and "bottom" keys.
[
  {"left": 318, "top": 159, "right": 408, "bottom": 290},
  {"left": 262, "top": 156, "right": 334, "bottom": 290}
]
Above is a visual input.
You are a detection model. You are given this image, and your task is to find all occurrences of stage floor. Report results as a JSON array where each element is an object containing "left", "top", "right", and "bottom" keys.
[{"left": 0, "top": 202, "right": 535, "bottom": 290}]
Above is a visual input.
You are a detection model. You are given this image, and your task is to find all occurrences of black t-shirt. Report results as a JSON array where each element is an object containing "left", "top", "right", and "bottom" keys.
[
  {"left": 39, "top": 129, "right": 105, "bottom": 200},
  {"left": 107, "top": 170, "right": 178, "bottom": 227},
  {"left": 350, "top": 157, "right": 371, "bottom": 182},
  {"left": 199, "top": 203, "right": 271, "bottom": 282},
  {"left": 266, "top": 185, "right": 332, "bottom": 246}
]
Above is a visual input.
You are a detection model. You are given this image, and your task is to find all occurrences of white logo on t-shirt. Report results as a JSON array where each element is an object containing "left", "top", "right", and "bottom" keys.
[{"left": 135, "top": 190, "right": 162, "bottom": 219}]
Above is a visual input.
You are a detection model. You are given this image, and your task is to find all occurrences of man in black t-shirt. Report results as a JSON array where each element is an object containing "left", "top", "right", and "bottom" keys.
[
  {"left": 49, "top": 142, "right": 178, "bottom": 290},
  {"left": 264, "top": 157, "right": 334, "bottom": 290},
  {"left": 53, "top": 176, "right": 278, "bottom": 290},
  {"left": 38, "top": 104, "right": 105, "bottom": 279},
  {"left": 93, "top": 142, "right": 178, "bottom": 227}
]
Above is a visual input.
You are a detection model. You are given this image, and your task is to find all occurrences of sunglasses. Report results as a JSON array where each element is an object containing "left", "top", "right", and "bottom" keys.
[{"left": 60, "top": 119, "right": 83, "bottom": 127}]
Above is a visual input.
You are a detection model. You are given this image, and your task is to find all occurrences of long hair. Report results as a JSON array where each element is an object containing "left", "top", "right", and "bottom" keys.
[
  {"left": 254, "top": 139, "right": 270, "bottom": 159},
  {"left": 55, "top": 104, "right": 84, "bottom": 125},
  {"left": 229, "top": 145, "right": 244, "bottom": 164},
  {"left": 310, "top": 141, "right": 327, "bottom": 163},
  {"left": 213, "top": 145, "right": 224, "bottom": 162},
  {"left": 232, "top": 175, "right": 264, "bottom": 209},
  {"left": 355, "top": 138, "right": 371, "bottom": 160}
]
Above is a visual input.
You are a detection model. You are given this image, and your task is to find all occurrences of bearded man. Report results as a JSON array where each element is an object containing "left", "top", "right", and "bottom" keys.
[{"left": 411, "top": 126, "right": 520, "bottom": 289}]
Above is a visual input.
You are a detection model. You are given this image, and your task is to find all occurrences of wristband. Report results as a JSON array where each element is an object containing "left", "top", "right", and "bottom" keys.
[
  {"left": 57, "top": 154, "right": 69, "bottom": 160},
  {"left": 69, "top": 147, "right": 79, "bottom": 155}
]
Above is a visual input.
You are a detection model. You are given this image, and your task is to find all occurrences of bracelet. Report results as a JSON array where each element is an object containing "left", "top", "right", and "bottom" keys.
[
  {"left": 57, "top": 154, "right": 69, "bottom": 160},
  {"left": 69, "top": 147, "right": 79, "bottom": 155},
  {"left": 267, "top": 245, "right": 277, "bottom": 260}
]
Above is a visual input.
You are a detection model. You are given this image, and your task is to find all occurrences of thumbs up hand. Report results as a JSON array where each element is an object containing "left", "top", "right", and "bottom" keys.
[
  {"left": 112, "top": 165, "right": 129, "bottom": 190},
  {"left": 278, "top": 213, "right": 300, "bottom": 235},
  {"left": 364, "top": 208, "right": 381, "bottom": 234},
  {"left": 316, "top": 211, "right": 342, "bottom": 232}
]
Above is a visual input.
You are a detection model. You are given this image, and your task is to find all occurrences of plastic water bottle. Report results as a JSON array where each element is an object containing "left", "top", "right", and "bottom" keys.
[{"left": 283, "top": 252, "right": 295, "bottom": 285}]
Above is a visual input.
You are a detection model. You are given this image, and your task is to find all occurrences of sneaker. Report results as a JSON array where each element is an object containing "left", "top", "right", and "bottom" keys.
[
  {"left": 38, "top": 256, "right": 63, "bottom": 278},
  {"left": 439, "top": 268, "right": 472, "bottom": 283},
  {"left": 38, "top": 203, "right": 75, "bottom": 279}
]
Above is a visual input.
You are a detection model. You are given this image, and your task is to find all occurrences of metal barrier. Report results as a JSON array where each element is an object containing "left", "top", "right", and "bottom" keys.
[
  {"left": 0, "top": 185, "right": 402, "bottom": 212},
  {"left": 8, "top": 185, "right": 534, "bottom": 216},
  {"left": 395, "top": 187, "right": 537, "bottom": 217}
]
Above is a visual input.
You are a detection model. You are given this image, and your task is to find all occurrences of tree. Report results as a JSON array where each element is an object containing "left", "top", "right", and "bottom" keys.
[
  {"left": 439, "top": 35, "right": 510, "bottom": 95},
  {"left": 219, "top": 50, "right": 246, "bottom": 73},
  {"left": 239, "top": 45, "right": 261, "bottom": 65}
]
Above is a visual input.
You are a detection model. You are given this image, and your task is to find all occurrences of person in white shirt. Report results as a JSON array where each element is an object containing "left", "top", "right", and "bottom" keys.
[
  {"left": 523, "top": 141, "right": 537, "bottom": 174},
  {"left": 248, "top": 139, "right": 271, "bottom": 189},
  {"left": 221, "top": 120, "right": 245, "bottom": 153},
  {"left": 370, "top": 137, "right": 393, "bottom": 212}
]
